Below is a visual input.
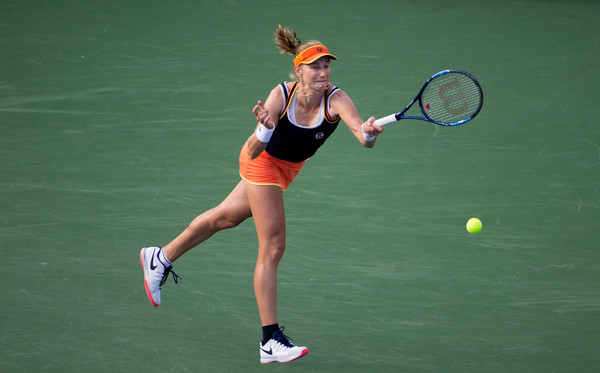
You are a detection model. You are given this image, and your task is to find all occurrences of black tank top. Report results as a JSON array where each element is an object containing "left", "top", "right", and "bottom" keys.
[{"left": 265, "top": 82, "right": 341, "bottom": 162}]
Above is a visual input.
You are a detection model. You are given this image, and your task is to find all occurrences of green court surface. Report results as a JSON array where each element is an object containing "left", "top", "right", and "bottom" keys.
[{"left": 1, "top": 0, "right": 599, "bottom": 372}]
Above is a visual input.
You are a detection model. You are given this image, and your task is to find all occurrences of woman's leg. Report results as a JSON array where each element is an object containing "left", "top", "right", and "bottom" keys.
[
  {"left": 142, "top": 181, "right": 253, "bottom": 307},
  {"left": 163, "top": 181, "right": 253, "bottom": 262},
  {"left": 244, "top": 181, "right": 309, "bottom": 363},
  {"left": 243, "top": 181, "right": 286, "bottom": 327}
]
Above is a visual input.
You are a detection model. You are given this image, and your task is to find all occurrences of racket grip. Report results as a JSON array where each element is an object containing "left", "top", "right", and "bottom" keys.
[{"left": 374, "top": 114, "right": 398, "bottom": 127}]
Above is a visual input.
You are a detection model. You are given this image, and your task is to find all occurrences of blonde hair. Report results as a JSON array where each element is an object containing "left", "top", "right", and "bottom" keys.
[{"left": 274, "top": 25, "right": 322, "bottom": 80}]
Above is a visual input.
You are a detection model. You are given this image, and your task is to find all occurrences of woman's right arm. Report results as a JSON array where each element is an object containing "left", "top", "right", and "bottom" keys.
[{"left": 245, "top": 86, "right": 284, "bottom": 159}]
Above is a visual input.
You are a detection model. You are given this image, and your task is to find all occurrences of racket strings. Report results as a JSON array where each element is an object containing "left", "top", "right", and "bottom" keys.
[{"left": 421, "top": 72, "right": 482, "bottom": 125}]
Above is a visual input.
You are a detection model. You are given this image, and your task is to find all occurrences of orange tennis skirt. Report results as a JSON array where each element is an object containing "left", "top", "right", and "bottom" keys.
[{"left": 239, "top": 144, "right": 305, "bottom": 191}]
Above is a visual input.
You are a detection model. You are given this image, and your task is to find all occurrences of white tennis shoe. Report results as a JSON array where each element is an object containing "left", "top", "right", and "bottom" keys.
[
  {"left": 259, "top": 327, "right": 309, "bottom": 364},
  {"left": 140, "top": 247, "right": 180, "bottom": 307}
]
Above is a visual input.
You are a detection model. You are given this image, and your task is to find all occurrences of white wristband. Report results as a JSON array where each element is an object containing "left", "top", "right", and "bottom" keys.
[
  {"left": 255, "top": 123, "right": 274, "bottom": 143},
  {"left": 362, "top": 129, "right": 376, "bottom": 141}
]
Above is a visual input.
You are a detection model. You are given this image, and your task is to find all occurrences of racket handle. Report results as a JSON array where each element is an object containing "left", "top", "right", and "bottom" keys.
[{"left": 374, "top": 114, "right": 399, "bottom": 127}]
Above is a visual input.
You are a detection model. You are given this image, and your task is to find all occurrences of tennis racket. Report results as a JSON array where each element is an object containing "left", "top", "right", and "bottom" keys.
[{"left": 374, "top": 70, "right": 483, "bottom": 127}]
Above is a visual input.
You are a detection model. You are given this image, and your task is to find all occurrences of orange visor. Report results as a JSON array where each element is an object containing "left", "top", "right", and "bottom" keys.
[{"left": 293, "top": 45, "right": 338, "bottom": 66}]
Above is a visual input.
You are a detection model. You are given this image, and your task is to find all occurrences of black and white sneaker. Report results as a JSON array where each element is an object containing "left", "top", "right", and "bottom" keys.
[
  {"left": 259, "top": 327, "right": 309, "bottom": 364},
  {"left": 139, "top": 247, "right": 180, "bottom": 307}
]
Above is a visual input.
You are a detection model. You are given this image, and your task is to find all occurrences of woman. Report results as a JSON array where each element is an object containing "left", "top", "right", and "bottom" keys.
[{"left": 140, "top": 25, "right": 384, "bottom": 364}]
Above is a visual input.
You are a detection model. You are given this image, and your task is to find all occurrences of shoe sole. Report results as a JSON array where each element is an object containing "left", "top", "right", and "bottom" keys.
[
  {"left": 260, "top": 348, "right": 309, "bottom": 364},
  {"left": 140, "top": 249, "right": 160, "bottom": 307}
]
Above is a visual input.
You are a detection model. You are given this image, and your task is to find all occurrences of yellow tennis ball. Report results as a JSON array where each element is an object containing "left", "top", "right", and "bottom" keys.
[{"left": 466, "top": 218, "right": 482, "bottom": 234}]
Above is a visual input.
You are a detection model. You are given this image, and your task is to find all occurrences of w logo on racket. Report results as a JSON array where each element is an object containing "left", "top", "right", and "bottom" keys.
[{"left": 438, "top": 77, "right": 469, "bottom": 116}]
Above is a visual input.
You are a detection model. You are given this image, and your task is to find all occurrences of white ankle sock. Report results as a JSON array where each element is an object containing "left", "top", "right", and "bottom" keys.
[{"left": 158, "top": 247, "right": 172, "bottom": 267}]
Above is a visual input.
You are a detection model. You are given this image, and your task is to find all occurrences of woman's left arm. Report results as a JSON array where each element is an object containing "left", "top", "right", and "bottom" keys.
[{"left": 329, "top": 90, "right": 383, "bottom": 148}]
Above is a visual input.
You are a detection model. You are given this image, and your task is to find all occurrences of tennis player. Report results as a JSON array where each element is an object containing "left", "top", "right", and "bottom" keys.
[{"left": 140, "top": 25, "right": 383, "bottom": 364}]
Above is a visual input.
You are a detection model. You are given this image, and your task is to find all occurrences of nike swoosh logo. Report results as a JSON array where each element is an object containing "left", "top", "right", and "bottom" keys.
[
  {"left": 261, "top": 347, "right": 273, "bottom": 355},
  {"left": 150, "top": 251, "right": 158, "bottom": 270}
]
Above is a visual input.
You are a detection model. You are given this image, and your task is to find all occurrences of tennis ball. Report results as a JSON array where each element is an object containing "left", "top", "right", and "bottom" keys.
[{"left": 466, "top": 218, "right": 482, "bottom": 234}]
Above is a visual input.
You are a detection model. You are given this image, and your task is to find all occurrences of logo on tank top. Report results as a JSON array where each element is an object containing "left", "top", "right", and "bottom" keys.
[{"left": 315, "top": 132, "right": 324, "bottom": 140}]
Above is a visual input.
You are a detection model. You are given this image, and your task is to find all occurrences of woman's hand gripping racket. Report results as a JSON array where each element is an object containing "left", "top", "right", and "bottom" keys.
[{"left": 375, "top": 70, "right": 483, "bottom": 127}]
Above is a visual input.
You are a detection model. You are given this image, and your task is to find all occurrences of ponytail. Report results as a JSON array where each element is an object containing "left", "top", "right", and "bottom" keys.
[{"left": 274, "top": 25, "right": 302, "bottom": 56}]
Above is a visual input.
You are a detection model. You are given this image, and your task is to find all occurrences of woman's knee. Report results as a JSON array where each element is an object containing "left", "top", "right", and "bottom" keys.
[
  {"left": 214, "top": 195, "right": 252, "bottom": 230},
  {"left": 215, "top": 214, "right": 244, "bottom": 230},
  {"left": 186, "top": 206, "right": 247, "bottom": 232},
  {"left": 259, "top": 239, "right": 286, "bottom": 264}
]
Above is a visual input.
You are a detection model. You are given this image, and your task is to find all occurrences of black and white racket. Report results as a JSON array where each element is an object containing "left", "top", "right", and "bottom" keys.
[{"left": 375, "top": 70, "right": 483, "bottom": 127}]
